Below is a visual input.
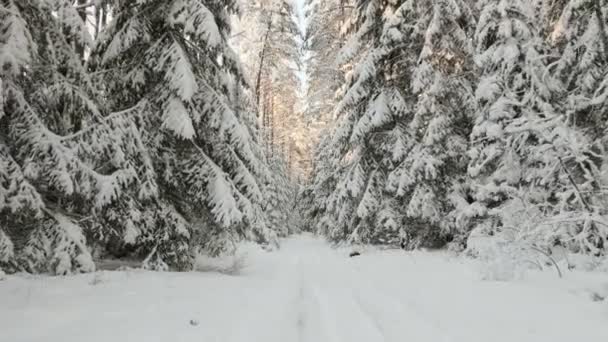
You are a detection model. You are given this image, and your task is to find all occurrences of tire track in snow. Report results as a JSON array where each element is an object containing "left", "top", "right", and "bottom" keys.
[
  {"left": 224, "top": 255, "right": 302, "bottom": 342},
  {"left": 345, "top": 290, "right": 390, "bottom": 342},
  {"left": 326, "top": 260, "right": 390, "bottom": 342},
  {"left": 304, "top": 254, "right": 388, "bottom": 342},
  {"left": 276, "top": 236, "right": 450, "bottom": 342},
  {"left": 297, "top": 253, "right": 344, "bottom": 342},
  {"left": 288, "top": 251, "right": 344, "bottom": 342},
  {"left": 345, "top": 258, "right": 455, "bottom": 342},
  {"left": 294, "top": 256, "right": 308, "bottom": 342}
]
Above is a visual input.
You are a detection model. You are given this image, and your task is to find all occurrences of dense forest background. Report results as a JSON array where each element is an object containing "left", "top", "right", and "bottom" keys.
[{"left": 1, "top": 0, "right": 607, "bottom": 276}]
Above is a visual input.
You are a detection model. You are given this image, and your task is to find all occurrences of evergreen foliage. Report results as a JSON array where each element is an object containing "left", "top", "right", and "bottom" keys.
[
  {"left": 0, "top": 0, "right": 295, "bottom": 275},
  {"left": 306, "top": 0, "right": 608, "bottom": 257}
]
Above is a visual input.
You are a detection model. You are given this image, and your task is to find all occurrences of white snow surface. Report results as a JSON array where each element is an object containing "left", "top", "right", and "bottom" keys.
[{"left": 1, "top": 234, "right": 608, "bottom": 342}]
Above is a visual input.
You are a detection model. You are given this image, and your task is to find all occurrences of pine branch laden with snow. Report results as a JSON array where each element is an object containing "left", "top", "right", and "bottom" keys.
[
  {"left": 47, "top": 213, "right": 95, "bottom": 275},
  {"left": 7, "top": 85, "right": 149, "bottom": 209},
  {"left": 0, "top": 146, "right": 45, "bottom": 216},
  {"left": 312, "top": 0, "right": 409, "bottom": 244},
  {"left": 309, "top": 0, "right": 608, "bottom": 256},
  {"left": 0, "top": 228, "right": 15, "bottom": 275},
  {"left": 313, "top": 0, "right": 477, "bottom": 246},
  {"left": 460, "top": 0, "right": 608, "bottom": 256},
  {"left": 92, "top": 0, "right": 272, "bottom": 263},
  {"left": 0, "top": 0, "right": 33, "bottom": 77},
  {"left": 301, "top": 130, "right": 341, "bottom": 235},
  {"left": 464, "top": 0, "right": 550, "bottom": 238},
  {"left": 0, "top": 1, "right": 165, "bottom": 274},
  {"left": 143, "top": 204, "right": 191, "bottom": 271},
  {"left": 551, "top": 0, "right": 608, "bottom": 139},
  {"left": 403, "top": 0, "right": 476, "bottom": 238},
  {"left": 18, "top": 213, "right": 95, "bottom": 275}
]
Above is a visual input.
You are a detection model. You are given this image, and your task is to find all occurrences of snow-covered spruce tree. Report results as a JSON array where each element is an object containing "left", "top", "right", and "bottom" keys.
[
  {"left": 302, "top": 128, "right": 341, "bottom": 235},
  {"left": 265, "top": 153, "right": 297, "bottom": 238},
  {"left": 464, "top": 0, "right": 554, "bottom": 247},
  {"left": 550, "top": 0, "right": 608, "bottom": 141},
  {"left": 231, "top": 72, "right": 283, "bottom": 248},
  {"left": 512, "top": 102, "right": 608, "bottom": 256},
  {"left": 394, "top": 0, "right": 476, "bottom": 248},
  {"left": 465, "top": 0, "right": 607, "bottom": 257},
  {"left": 507, "top": 0, "right": 608, "bottom": 255},
  {"left": 93, "top": 0, "right": 270, "bottom": 264},
  {"left": 550, "top": 0, "right": 608, "bottom": 211},
  {"left": 0, "top": 0, "right": 157, "bottom": 274},
  {"left": 321, "top": 0, "right": 385, "bottom": 243},
  {"left": 319, "top": 0, "right": 416, "bottom": 245},
  {"left": 383, "top": 0, "right": 445, "bottom": 249}
]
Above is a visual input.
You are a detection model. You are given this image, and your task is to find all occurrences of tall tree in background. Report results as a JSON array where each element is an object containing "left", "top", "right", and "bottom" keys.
[
  {"left": 301, "top": 0, "right": 351, "bottom": 221},
  {"left": 235, "top": 0, "right": 302, "bottom": 163},
  {"left": 233, "top": 0, "right": 303, "bottom": 232},
  {"left": 305, "top": 0, "right": 349, "bottom": 124}
]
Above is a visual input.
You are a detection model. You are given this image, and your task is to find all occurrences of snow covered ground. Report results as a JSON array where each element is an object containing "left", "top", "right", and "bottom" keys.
[{"left": 1, "top": 234, "right": 607, "bottom": 342}]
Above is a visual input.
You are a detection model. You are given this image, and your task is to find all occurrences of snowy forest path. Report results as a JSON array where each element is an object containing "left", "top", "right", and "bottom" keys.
[
  {"left": 1, "top": 235, "right": 608, "bottom": 342},
  {"left": 269, "top": 235, "right": 452, "bottom": 342},
  {"left": 241, "top": 234, "right": 608, "bottom": 342}
]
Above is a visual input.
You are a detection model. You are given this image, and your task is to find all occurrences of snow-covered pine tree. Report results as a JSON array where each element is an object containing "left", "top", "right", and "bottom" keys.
[
  {"left": 302, "top": 129, "right": 341, "bottom": 236},
  {"left": 549, "top": 0, "right": 608, "bottom": 209},
  {"left": 464, "top": 0, "right": 552, "bottom": 246},
  {"left": 550, "top": 0, "right": 608, "bottom": 141},
  {"left": 229, "top": 68, "right": 283, "bottom": 248},
  {"left": 265, "top": 153, "right": 297, "bottom": 238},
  {"left": 318, "top": 0, "right": 413, "bottom": 245},
  {"left": 465, "top": 0, "right": 607, "bottom": 257},
  {"left": 514, "top": 103, "right": 608, "bottom": 256},
  {"left": 382, "top": 0, "right": 440, "bottom": 249},
  {"left": 93, "top": 0, "right": 269, "bottom": 265},
  {"left": 1, "top": 0, "right": 157, "bottom": 275},
  {"left": 509, "top": 0, "right": 608, "bottom": 255},
  {"left": 395, "top": 0, "right": 476, "bottom": 247}
]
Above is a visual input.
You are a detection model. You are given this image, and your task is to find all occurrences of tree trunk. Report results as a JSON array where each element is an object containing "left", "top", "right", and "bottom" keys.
[
  {"left": 270, "top": 95, "right": 275, "bottom": 157},
  {"left": 255, "top": 18, "right": 273, "bottom": 109}
]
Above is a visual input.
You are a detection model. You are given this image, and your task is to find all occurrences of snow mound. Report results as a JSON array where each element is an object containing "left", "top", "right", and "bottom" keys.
[{"left": 193, "top": 241, "right": 266, "bottom": 275}]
